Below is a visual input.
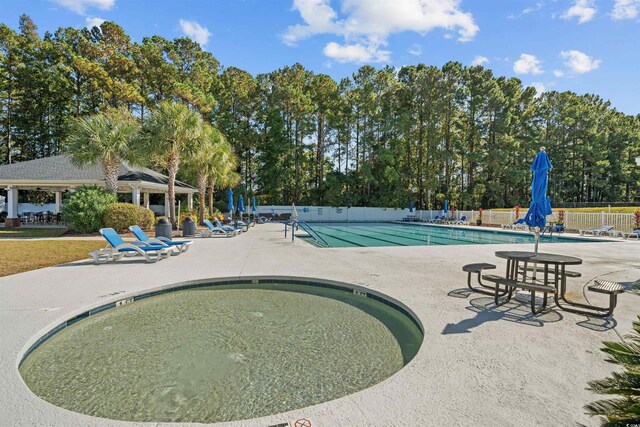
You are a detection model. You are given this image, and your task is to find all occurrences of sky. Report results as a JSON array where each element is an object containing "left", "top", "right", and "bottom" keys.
[{"left": 1, "top": 0, "right": 639, "bottom": 115}]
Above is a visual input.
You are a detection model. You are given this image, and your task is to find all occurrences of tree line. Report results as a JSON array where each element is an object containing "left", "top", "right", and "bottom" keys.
[{"left": 1, "top": 15, "right": 639, "bottom": 210}]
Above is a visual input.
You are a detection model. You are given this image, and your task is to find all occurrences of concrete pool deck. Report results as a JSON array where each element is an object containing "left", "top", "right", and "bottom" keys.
[{"left": 1, "top": 223, "right": 638, "bottom": 426}]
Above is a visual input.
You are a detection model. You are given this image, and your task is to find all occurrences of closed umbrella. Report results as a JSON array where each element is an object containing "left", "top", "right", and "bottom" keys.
[
  {"left": 252, "top": 196, "right": 257, "bottom": 218},
  {"left": 443, "top": 200, "right": 448, "bottom": 219},
  {"left": 227, "top": 189, "right": 234, "bottom": 220},
  {"left": 409, "top": 200, "right": 414, "bottom": 213},
  {"left": 524, "top": 147, "right": 553, "bottom": 255},
  {"left": 238, "top": 195, "right": 245, "bottom": 222}
]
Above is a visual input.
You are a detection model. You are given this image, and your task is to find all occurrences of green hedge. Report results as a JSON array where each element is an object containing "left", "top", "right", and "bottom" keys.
[
  {"left": 62, "top": 186, "right": 117, "bottom": 233},
  {"left": 103, "top": 203, "right": 154, "bottom": 232}
]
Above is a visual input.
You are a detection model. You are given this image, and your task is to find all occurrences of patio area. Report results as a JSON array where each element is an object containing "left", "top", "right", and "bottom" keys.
[{"left": 1, "top": 223, "right": 638, "bottom": 426}]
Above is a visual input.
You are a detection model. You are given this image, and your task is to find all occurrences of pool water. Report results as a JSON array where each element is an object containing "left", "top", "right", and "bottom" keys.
[
  {"left": 19, "top": 282, "right": 423, "bottom": 423},
  {"left": 301, "top": 222, "right": 597, "bottom": 248}
]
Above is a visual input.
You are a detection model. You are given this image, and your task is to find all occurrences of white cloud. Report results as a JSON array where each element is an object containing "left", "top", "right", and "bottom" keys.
[
  {"left": 408, "top": 44, "right": 422, "bottom": 56},
  {"left": 283, "top": 0, "right": 479, "bottom": 63},
  {"left": 85, "top": 16, "right": 105, "bottom": 28},
  {"left": 508, "top": 1, "right": 544, "bottom": 19},
  {"left": 553, "top": 69, "right": 565, "bottom": 77},
  {"left": 513, "top": 54, "right": 543, "bottom": 75},
  {"left": 179, "top": 19, "right": 212, "bottom": 47},
  {"left": 471, "top": 55, "right": 489, "bottom": 66},
  {"left": 531, "top": 82, "right": 546, "bottom": 96},
  {"left": 562, "top": 0, "right": 596, "bottom": 23},
  {"left": 323, "top": 41, "right": 391, "bottom": 63},
  {"left": 611, "top": 0, "right": 640, "bottom": 19},
  {"left": 560, "top": 50, "right": 601, "bottom": 74},
  {"left": 51, "top": 0, "right": 114, "bottom": 14}
]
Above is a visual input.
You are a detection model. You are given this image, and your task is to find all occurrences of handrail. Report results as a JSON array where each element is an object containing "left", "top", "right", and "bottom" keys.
[{"left": 292, "top": 220, "right": 329, "bottom": 247}]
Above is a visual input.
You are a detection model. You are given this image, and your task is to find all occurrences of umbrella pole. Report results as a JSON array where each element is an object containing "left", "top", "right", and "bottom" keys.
[{"left": 532, "top": 228, "right": 540, "bottom": 281}]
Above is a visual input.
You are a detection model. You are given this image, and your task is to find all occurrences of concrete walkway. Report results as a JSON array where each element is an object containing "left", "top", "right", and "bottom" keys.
[{"left": 1, "top": 223, "right": 638, "bottom": 427}]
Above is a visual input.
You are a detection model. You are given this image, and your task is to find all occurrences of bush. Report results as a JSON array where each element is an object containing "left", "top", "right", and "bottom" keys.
[
  {"left": 62, "top": 186, "right": 117, "bottom": 233},
  {"left": 103, "top": 203, "right": 154, "bottom": 232}
]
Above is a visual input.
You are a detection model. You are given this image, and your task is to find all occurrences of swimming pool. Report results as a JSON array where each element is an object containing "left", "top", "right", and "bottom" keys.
[{"left": 299, "top": 222, "right": 599, "bottom": 248}]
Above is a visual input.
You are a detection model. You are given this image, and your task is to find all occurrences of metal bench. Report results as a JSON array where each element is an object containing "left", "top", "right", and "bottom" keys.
[
  {"left": 483, "top": 274, "right": 556, "bottom": 314},
  {"left": 462, "top": 263, "right": 498, "bottom": 295},
  {"left": 556, "top": 279, "right": 625, "bottom": 318},
  {"left": 518, "top": 265, "right": 581, "bottom": 278}
]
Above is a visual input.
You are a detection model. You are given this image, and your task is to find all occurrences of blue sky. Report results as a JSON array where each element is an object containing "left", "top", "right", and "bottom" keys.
[{"left": 2, "top": 0, "right": 639, "bottom": 114}]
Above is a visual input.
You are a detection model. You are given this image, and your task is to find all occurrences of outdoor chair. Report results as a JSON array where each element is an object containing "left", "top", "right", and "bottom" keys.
[
  {"left": 129, "top": 225, "right": 192, "bottom": 254},
  {"left": 502, "top": 218, "right": 526, "bottom": 229},
  {"left": 217, "top": 217, "right": 247, "bottom": 232},
  {"left": 453, "top": 215, "right": 468, "bottom": 225},
  {"left": 202, "top": 219, "right": 237, "bottom": 237},
  {"left": 579, "top": 225, "right": 616, "bottom": 237},
  {"left": 90, "top": 228, "right": 172, "bottom": 264},
  {"left": 622, "top": 230, "right": 640, "bottom": 239}
]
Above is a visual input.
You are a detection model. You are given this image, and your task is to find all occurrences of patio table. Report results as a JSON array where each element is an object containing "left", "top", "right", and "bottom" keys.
[{"left": 494, "top": 251, "right": 582, "bottom": 307}]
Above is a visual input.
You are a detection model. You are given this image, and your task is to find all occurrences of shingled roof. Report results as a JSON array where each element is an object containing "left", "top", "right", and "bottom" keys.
[{"left": 0, "top": 155, "right": 195, "bottom": 191}]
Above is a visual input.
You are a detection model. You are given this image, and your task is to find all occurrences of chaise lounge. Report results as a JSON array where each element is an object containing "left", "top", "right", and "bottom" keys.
[
  {"left": 129, "top": 225, "right": 192, "bottom": 254},
  {"left": 90, "top": 228, "right": 172, "bottom": 264}
]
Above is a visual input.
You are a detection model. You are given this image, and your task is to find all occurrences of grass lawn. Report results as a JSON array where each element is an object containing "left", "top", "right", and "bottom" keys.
[
  {"left": 0, "top": 228, "right": 70, "bottom": 238},
  {"left": 0, "top": 240, "right": 104, "bottom": 277}
]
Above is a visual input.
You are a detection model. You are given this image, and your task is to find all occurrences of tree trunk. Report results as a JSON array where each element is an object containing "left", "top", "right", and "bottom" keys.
[
  {"left": 197, "top": 172, "right": 207, "bottom": 225},
  {"left": 208, "top": 176, "right": 216, "bottom": 215},
  {"left": 102, "top": 157, "right": 120, "bottom": 194},
  {"left": 167, "top": 150, "right": 180, "bottom": 227}
]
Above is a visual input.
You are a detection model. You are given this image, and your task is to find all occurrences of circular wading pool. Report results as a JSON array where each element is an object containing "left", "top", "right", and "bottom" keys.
[{"left": 19, "top": 277, "right": 423, "bottom": 424}]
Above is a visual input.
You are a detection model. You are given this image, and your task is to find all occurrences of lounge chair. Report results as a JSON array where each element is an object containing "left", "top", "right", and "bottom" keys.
[
  {"left": 90, "top": 228, "right": 172, "bottom": 264},
  {"left": 202, "top": 219, "right": 238, "bottom": 237},
  {"left": 502, "top": 218, "right": 526, "bottom": 229},
  {"left": 622, "top": 230, "right": 640, "bottom": 239},
  {"left": 579, "top": 225, "right": 616, "bottom": 237},
  {"left": 129, "top": 225, "right": 192, "bottom": 254},
  {"left": 216, "top": 217, "right": 246, "bottom": 233},
  {"left": 453, "top": 215, "right": 468, "bottom": 225}
]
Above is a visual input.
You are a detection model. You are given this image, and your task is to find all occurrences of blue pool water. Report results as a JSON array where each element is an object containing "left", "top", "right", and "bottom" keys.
[{"left": 300, "top": 222, "right": 599, "bottom": 248}]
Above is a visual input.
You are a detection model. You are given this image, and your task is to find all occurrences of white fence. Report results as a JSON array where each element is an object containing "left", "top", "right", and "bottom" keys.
[
  {"left": 256, "top": 205, "right": 637, "bottom": 232},
  {"left": 257, "top": 205, "right": 414, "bottom": 222}
]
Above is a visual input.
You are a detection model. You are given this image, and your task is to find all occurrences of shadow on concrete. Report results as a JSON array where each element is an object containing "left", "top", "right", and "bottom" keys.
[
  {"left": 443, "top": 290, "right": 564, "bottom": 334},
  {"left": 447, "top": 288, "right": 474, "bottom": 299},
  {"left": 576, "top": 317, "right": 617, "bottom": 331}
]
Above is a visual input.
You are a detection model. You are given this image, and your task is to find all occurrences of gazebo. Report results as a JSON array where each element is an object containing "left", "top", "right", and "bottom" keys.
[{"left": 0, "top": 155, "right": 197, "bottom": 227}]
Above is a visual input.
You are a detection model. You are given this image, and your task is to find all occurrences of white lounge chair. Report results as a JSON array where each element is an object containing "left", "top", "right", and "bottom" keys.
[
  {"left": 129, "top": 225, "right": 192, "bottom": 254},
  {"left": 201, "top": 219, "right": 238, "bottom": 237},
  {"left": 90, "top": 228, "right": 172, "bottom": 264},
  {"left": 579, "top": 225, "right": 616, "bottom": 237},
  {"left": 622, "top": 230, "right": 640, "bottom": 239}
]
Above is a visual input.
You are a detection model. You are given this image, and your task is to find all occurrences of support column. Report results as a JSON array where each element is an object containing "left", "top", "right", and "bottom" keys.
[
  {"left": 187, "top": 193, "right": 193, "bottom": 210},
  {"left": 164, "top": 193, "right": 170, "bottom": 216},
  {"left": 131, "top": 187, "right": 141, "bottom": 206},
  {"left": 143, "top": 192, "right": 150, "bottom": 209},
  {"left": 54, "top": 191, "right": 62, "bottom": 214},
  {"left": 6, "top": 187, "right": 20, "bottom": 227}
]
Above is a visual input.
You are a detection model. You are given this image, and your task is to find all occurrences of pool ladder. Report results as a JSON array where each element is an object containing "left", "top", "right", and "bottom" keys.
[{"left": 285, "top": 220, "right": 329, "bottom": 247}]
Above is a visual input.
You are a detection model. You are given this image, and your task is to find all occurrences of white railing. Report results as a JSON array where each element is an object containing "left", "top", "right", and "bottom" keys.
[{"left": 477, "top": 210, "right": 636, "bottom": 232}]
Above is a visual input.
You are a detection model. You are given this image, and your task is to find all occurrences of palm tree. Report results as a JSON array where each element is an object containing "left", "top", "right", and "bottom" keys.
[
  {"left": 183, "top": 124, "right": 235, "bottom": 224},
  {"left": 144, "top": 101, "right": 203, "bottom": 226},
  {"left": 585, "top": 315, "right": 640, "bottom": 426},
  {"left": 208, "top": 156, "right": 240, "bottom": 217},
  {"left": 66, "top": 108, "right": 141, "bottom": 194}
]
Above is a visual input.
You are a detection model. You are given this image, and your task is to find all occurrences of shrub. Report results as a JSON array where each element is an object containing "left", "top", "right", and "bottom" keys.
[
  {"left": 62, "top": 186, "right": 117, "bottom": 233},
  {"left": 586, "top": 315, "right": 640, "bottom": 425},
  {"left": 103, "top": 203, "right": 154, "bottom": 232}
]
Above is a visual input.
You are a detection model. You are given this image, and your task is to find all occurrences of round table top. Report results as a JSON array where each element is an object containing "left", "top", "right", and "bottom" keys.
[{"left": 494, "top": 251, "right": 582, "bottom": 265}]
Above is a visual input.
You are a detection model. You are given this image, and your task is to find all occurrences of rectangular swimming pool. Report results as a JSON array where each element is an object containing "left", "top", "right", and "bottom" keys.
[{"left": 299, "top": 222, "right": 600, "bottom": 248}]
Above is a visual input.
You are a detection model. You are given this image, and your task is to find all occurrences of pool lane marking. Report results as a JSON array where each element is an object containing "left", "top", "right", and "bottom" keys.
[
  {"left": 321, "top": 225, "right": 409, "bottom": 246},
  {"left": 382, "top": 224, "right": 530, "bottom": 246},
  {"left": 373, "top": 224, "right": 490, "bottom": 246},
  {"left": 347, "top": 225, "right": 456, "bottom": 246},
  {"left": 310, "top": 227, "right": 367, "bottom": 247}
]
